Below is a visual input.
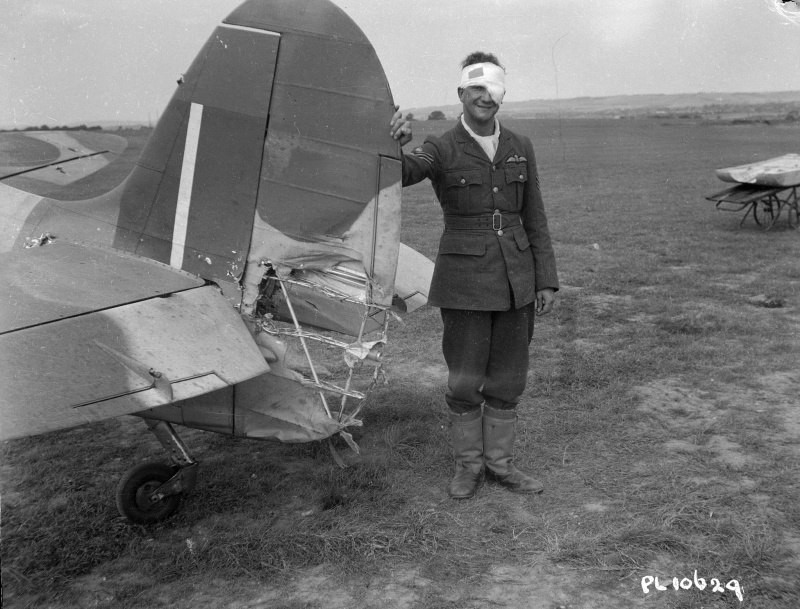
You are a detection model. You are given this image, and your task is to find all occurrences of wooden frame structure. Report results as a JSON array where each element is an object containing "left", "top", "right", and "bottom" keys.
[{"left": 705, "top": 183, "right": 799, "bottom": 229}]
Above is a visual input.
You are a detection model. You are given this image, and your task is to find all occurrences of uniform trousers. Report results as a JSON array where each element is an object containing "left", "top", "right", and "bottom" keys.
[{"left": 440, "top": 303, "right": 535, "bottom": 414}]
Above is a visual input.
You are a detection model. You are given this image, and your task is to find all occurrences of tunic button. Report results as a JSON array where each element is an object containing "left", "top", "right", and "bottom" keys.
[
  {"left": 460, "top": 178, "right": 466, "bottom": 184},
  {"left": 492, "top": 186, "right": 499, "bottom": 193},
  {"left": 497, "top": 229, "right": 504, "bottom": 236},
  {"left": 519, "top": 174, "right": 524, "bottom": 180}
]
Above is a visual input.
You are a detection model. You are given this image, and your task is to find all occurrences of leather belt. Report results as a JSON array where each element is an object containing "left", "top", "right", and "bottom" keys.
[{"left": 443, "top": 211, "right": 521, "bottom": 235}]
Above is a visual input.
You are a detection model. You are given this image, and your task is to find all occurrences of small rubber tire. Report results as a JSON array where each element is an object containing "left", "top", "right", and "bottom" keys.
[{"left": 116, "top": 462, "right": 181, "bottom": 524}]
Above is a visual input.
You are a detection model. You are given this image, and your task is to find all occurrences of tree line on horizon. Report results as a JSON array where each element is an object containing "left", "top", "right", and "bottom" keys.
[{"left": 3, "top": 124, "right": 105, "bottom": 133}]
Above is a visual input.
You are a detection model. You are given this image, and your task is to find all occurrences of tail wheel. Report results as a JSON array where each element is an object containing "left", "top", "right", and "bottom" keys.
[{"left": 116, "top": 462, "right": 181, "bottom": 524}]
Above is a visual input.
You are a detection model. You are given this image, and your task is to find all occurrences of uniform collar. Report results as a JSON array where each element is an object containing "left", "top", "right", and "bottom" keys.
[
  {"left": 455, "top": 118, "right": 514, "bottom": 162},
  {"left": 460, "top": 116, "right": 499, "bottom": 161},
  {"left": 460, "top": 115, "right": 500, "bottom": 140}
]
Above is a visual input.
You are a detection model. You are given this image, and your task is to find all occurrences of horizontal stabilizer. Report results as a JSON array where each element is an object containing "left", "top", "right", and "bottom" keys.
[
  {"left": 0, "top": 241, "right": 268, "bottom": 441},
  {"left": 394, "top": 244, "right": 434, "bottom": 313}
]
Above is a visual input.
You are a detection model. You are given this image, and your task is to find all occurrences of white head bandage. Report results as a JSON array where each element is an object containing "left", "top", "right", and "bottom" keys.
[{"left": 459, "top": 62, "right": 506, "bottom": 105}]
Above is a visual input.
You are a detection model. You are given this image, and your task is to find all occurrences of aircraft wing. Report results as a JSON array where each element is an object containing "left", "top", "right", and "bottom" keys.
[{"left": 0, "top": 240, "right": 269, "bottom": 441}]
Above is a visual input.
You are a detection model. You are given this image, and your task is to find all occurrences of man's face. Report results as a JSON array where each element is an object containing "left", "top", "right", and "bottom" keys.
[{"left": 459, "top": 85, "right": 499, "bottom": 126}]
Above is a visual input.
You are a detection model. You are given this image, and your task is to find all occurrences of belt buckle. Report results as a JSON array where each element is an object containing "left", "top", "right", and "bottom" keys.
[{"left": 492, "top": 210, "right": 503, "bottom": 232}]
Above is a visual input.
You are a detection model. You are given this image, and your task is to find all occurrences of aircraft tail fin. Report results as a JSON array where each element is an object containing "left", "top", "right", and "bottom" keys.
[{"left": 111, "top": 0, "right": 405, "bottom": 327}]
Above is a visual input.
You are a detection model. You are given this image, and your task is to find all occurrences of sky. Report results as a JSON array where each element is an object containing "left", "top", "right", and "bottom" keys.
[{"left": 1, "top": 0, "right": 799, "bottom": 128}]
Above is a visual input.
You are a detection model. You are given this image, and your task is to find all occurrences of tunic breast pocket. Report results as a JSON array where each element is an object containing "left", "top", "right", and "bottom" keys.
[
  {"left": 443, "top": 170, "right": 483, "bottom": 211},
  {"left": 504, "top": 164, "right": 528, "bottom": 207}
]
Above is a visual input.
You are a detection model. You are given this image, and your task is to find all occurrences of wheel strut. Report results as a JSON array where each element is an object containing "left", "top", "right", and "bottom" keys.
[
  {"left": 116, "top": 419, "right": 200, "bottom": 523},
  {"left": 142, "top": 418, "right": 199, "bottom": 496}
]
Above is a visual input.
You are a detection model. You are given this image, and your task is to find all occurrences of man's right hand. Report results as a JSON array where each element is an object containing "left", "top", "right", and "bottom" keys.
[{"left": 390, "top": 109, "right": 413, "bottom": 146}]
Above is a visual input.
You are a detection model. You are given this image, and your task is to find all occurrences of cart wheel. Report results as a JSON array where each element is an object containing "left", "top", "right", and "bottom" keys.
[
  {"left": 116, "top": 462, "right": 181, "bottom": 524},
  {"left": 753, "top": 201, "right": 774, "bottom": 227},
  {"left": 787, "top": 204, "right": 799, "bottom": 228}
]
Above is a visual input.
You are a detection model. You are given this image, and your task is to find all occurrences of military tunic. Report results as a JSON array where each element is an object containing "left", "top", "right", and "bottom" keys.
[{"left": 402, "top": 120, "right": 559, "bottom": 310}]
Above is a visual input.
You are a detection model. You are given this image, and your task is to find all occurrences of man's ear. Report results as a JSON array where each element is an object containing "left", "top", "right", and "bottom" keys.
[{"left": 457, "top": 87, "right": 464, "bottom": 100}]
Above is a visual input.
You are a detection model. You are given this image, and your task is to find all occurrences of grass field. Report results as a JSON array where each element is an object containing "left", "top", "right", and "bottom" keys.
[{"left": 2, "top": 118, "right": 799, "bottom": 609}]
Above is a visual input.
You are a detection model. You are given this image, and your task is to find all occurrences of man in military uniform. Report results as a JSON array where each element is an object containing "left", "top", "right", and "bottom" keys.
[{"left": 390, "top": 51, "right": 559, "bottom": 499}]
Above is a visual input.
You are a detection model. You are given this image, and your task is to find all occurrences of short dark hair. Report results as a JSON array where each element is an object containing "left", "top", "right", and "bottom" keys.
[{"left": 461, "top": 52, "right": 504, "bottom": 70}]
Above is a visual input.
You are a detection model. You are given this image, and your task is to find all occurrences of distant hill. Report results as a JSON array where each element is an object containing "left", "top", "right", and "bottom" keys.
[
  {"left": 5, "top": 91, "right": 800, "bottom": 132},
  {"left": 408, "top": 91, "right": 800, "bottom": 121}
]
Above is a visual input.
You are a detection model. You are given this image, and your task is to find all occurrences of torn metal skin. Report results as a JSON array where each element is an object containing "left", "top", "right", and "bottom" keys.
[{"left": 236, "top": 259, "right": 393, "bottom": 455}]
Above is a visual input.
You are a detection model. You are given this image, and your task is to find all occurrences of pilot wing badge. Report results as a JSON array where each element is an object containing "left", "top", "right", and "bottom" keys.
[{"left": 0, "top": 0, "right": 434, "bottom": 523}]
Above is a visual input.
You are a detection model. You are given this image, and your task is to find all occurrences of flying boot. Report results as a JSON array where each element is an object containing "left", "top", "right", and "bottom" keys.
[
  {"left": 448, "top": 408, "right": 484, "bottom": 499},
  {"left": 483, "top": 405, "right": 543, "bottom": 493}
]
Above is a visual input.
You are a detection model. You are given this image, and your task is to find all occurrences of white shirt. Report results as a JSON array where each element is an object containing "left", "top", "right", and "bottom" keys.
[{"left": 460, "top": 115, "right": 501, "bottom": 161}]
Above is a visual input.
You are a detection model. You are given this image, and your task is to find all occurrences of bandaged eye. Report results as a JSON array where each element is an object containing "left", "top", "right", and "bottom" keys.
[{"left": 459, "top": 62, "right": 506, "bottom": 105}]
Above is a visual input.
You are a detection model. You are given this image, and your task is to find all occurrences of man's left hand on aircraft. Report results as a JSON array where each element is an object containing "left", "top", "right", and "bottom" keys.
[
  {"left": 535, "top": 289, "right": 555, "bottom": 316},
  {"left": 390, "top": 109, "right": 413, "bottom": 146}
]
